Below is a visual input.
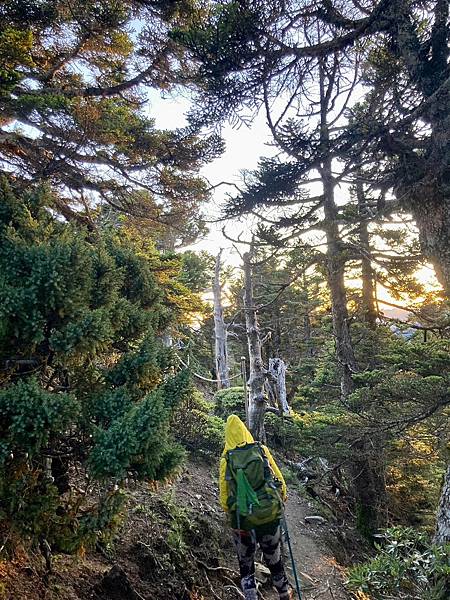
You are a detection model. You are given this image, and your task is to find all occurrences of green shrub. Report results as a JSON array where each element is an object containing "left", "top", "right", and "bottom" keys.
[
  {"left": 265, "top": 407, "right": 348, "bottom": 458},
  {"left": 172, "top": 388, "right": 225, "bottom": 456},
  {"left": 0, "top": 180, "right": 194, "bottom": 555},
  {"left": 265, "top": 411, "right": 305, "bottom": 452},
  {"left": 346, "top": 527, "right": 450, "bottom": 599},
  {"left": 0, "top": 379, "right": 79, "bottom": 463},
  {"left": 214, "top": 386, "right": 246, "bottom": 420}
]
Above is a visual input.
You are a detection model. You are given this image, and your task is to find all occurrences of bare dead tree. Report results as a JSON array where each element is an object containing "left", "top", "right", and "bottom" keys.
[
  {"left": 213, "top": 250, "right": 230, "bottom": 389},
  {"left": 243, "top": 248, "right": 266, "bottom": 441},
  {"left": 267, "top": 357, "right": 291, "bottom": 416}
]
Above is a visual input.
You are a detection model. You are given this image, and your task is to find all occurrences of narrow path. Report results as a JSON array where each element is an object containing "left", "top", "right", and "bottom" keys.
[
  {"left": 281, "top": 495, "right": 349, "bottom": 600},
  {"left": 174, "top": 460, "right": 350, "bottom": 600}
]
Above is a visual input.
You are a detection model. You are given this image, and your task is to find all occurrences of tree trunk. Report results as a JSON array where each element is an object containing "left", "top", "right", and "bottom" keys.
[
  {"left": 318, "top": 64, "right": 358, "bottom": 399},
  {"left": 434, "top": 464, "right": 450, "bottom": 544},
  {"left": 301, "top": 272, "right": 315, "bottom": 359},
  {"left": 213, "top": 250, "right": 230, "bottom": 389},
  {"left": 319, "top": 62, "right": 385, "bottom": 537},
  {"left": 411, "top": 194, "right": 450, "bottom": 298},
  {"left": 357, "top": 178, "right": 377, "bottom": 327},
  {"left": 321, "top": 154, "right": 385, "bottom": 536},
  {"left": 351, "top": 436, "right": 388, "bottom": 537},
  {"left": 321, "top": 161, "right": 358, "bottom": 398},
  {"left": 268, "top": 357, "right": 291, "bottom": 415},
  {"left": 243, "top": 250, "right": 266, "bottom": 441}
]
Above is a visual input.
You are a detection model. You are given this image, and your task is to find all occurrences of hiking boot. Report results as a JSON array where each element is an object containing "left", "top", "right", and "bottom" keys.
[
  {"left": 279, "top": 589, "right": 295, "bottom": 600},
  {"left": 241, "top": 587, "right": 257, "bottom": 600},
  {"left": 241, "top": 576, "right": 258, "bottom": 600}
]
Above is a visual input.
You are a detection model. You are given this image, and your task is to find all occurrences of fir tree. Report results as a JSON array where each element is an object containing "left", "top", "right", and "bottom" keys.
[
  {"left": 0, "top": 177, "right": 194, "bottom": 553},
  {"left": 0, "top": 0, "right": 222, "bottom": 243}
]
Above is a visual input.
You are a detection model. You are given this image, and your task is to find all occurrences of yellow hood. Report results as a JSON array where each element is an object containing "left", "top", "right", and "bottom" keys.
[{"left": 222, "top": 414, "right": 254, "bottom": 455}]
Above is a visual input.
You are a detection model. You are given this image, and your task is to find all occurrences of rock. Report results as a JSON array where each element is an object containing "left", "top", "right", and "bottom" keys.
[
  {"left": 255, "top": 562, "right": 271, "bottom": 583},
  {"left": 94, "top": 565, "right": 141, "bottom": 600},
  {"left": 304, "top": 515, "right": 327, "bottom": 525}
]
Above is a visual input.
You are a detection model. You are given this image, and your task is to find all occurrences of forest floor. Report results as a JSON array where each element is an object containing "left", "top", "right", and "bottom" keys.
[{"left": 0, "top": 457, "right": 357, "bottom": 600}]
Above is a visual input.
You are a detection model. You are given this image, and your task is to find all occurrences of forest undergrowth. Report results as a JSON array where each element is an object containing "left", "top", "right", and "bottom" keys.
[{"left": 0, "top": 451, "right": 354, "bottom": 600}]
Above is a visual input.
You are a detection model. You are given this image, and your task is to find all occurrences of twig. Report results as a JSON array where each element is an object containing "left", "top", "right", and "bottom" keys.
[
  {"left": 256, "top": 583, "right": 270, "bottom": 600},
  {"left": 311, "top": 586, "right": 330, "bottom": 599},
  {"left": 326, "top": 580, "right": 336, "bottom": 599},
  {"left": 0, "top": 533, "right": 11, "bottom": 555},
  {"left": 222, "top": 575, "right": 245, "bottom": 598},
  {"left": 196, "top": 558, "right": 238, "bottom": 576},
  {"left": 223, "top": 585, "right": 245, "bottom": 598},
  {"left": 204, "top": 572, "right": 223, "bottom": 600}
]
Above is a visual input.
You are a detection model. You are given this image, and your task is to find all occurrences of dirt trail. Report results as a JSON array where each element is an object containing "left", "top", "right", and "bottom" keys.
[
  {"left": 281, "top": 494, "right": 349, "bottom": 599},
  {"left": 173, "top": 459, "right": 350, "bottom": 600}
]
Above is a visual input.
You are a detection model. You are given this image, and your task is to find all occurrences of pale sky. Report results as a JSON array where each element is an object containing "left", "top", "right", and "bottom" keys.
[{"left": 148, "top": 90, "right": 274, "bottom": 264}]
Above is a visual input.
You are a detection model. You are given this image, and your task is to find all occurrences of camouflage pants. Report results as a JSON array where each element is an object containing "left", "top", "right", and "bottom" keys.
[{"left": 232, "top": 521, "right": 290, "bottom": 600}]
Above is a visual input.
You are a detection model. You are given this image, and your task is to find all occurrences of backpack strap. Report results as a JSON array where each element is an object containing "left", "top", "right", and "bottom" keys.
[
  {"left": 225, "top": 449, "right": 233, "bottom": 481},
  {"left": 256, "top": 442, "right": 283, "bottom": 490},
  {"left": 254, "top": 442, "right": 272, "bottom": 482}
]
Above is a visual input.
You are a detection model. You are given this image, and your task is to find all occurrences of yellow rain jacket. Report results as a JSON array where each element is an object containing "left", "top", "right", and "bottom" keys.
[{"left": 219, "top": 414, "right": 287, "bottom": 513}]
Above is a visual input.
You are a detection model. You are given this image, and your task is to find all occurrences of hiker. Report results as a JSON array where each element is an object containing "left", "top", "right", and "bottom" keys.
[{"left": 219, "top": 414, "right": 292, "bottom": 600}]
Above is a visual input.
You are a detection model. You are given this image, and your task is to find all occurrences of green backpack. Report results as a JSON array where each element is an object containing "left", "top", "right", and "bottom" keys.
[{"left": 225, "top": 442, "right": 283, "bottom": 530}]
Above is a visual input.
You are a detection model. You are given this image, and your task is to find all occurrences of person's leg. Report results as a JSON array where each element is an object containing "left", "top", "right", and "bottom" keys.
[
  {"left": 232, "top": 529, "right": 258, "bottom": 600},
  {"left": 257, "top": 523, "right": 291, "bottom": 599}
]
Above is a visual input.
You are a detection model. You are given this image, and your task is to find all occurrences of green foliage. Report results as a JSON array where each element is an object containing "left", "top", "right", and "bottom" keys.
[
  {"left": 386, "top": 431, "right": 444, "bottom": 530},
  {"left": 172, "top": 1, "right": 262, "bottom": 104},
  {"left": 214, "top": 386, "right": 246, "bottom": 420},
  {"left": 56, "top": 490, "right": 127, "bottom": 554},
  {"left": 0, "top": 0, "right": 221, "bottom": 245},
  {"left": 0, "top": 180, "right": 195, "bottom": 554},
  {"left": 88, "top": 371, "right": 189, "bottom": 480},
  {"left": 0, "top": 378, "right": 78, "bottom": 463},
  {"left": 0, "top": 26, "right": 34, "bottom": 92},
  {"left": 346, "top": 527, "right": 450, "bottom": 600},
  {"left": 346, "top": 335, "right": 450, "bottom": 528},
  {"left": 178, "top": 250, "right": 215, "bottom": 294},
  {"left": 265, "top": 408, "right": 348, "bottom": 458},
  {"left": 172, "top": 388, "right": 224, "bottom": 456}
]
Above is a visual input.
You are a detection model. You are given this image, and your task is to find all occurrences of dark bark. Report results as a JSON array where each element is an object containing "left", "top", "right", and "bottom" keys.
[
  {"left": 325, "top": 237, "right": 358, "bottom": 395},
  {"left": 51, "top": 455, "right": 70, "bottom": 495},
  {"left": 408, "top": 192, "right": 450, "bottom": 298},
  {"left": 319, "top": 63, "right": 358, "bottom": 398},
  {"left": 352, "top": 437, "right": 388, "bottom": 538},
  {"left": 357, "top": 178, "right": 377, "bottom": 326},
  {"left": 243, "top": 250, "right": 266, "bottom": 442},
  {"left": 322, "top": 163, "right": 357, "bottom": 397},
  {"left": 213, "top": 250, "right": 230, "bottom": 389}
]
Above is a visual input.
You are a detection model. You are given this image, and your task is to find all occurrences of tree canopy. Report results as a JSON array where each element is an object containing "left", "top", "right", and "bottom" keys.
[{"left": 0, "top": 0, "right": 222, "bottom": 243}]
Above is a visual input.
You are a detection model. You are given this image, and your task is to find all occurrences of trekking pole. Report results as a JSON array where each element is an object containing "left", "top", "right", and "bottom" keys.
[
  {"left": 281, "top": 510, "right": 302, "bottom": 599},
  {"left": 272, "top": 486, "right": 302, "bottom": 598}
]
